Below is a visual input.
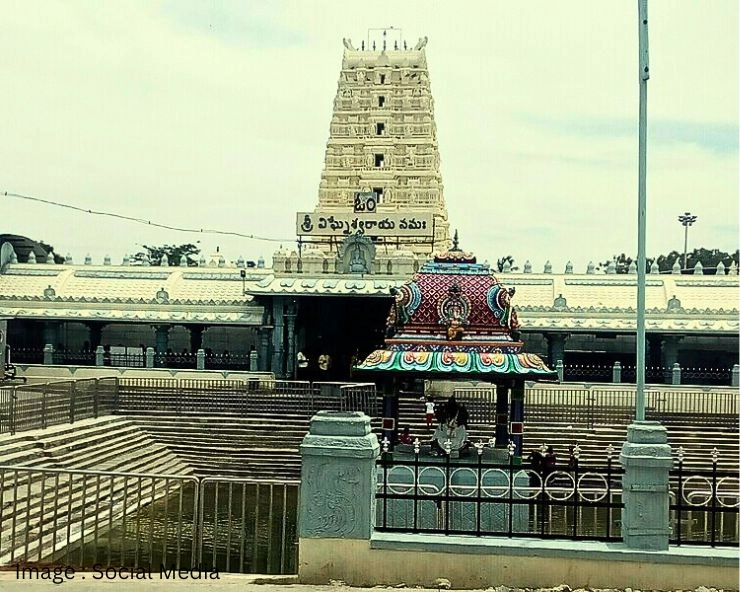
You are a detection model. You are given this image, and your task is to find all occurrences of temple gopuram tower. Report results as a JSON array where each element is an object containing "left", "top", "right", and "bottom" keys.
[{"left": 295, "top": 29, "right": 451, "bottom": 266}]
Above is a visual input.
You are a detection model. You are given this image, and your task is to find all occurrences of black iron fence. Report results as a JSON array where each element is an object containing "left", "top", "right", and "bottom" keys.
[
  {"left": 8, "top": 348, "right": 739, "bottom": 387},
  {"left": 376, "top": 446, "right": 624, "bottom": 541},
  {"left": 376, "top": 447, "right": 739, "bottom": 547},
  {"left": 670, "top": 448, "right": 740, "bottom": 546},
  {"left": 562, "top": 364, "right": 613, "bottom": 382},
  {"left": 6, "top": 348, "right": 256, "bottom": 371}
]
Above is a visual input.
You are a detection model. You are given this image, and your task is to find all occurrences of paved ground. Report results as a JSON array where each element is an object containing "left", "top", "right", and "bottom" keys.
[
  {"left": 0, "top": 573, "right": 440, "bottom": 591},
  {"left": 0, "top": 572, "right": 728, "bottom": 592}
]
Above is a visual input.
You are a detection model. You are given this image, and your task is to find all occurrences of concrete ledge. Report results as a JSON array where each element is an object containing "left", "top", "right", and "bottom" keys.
[
  {"left": 16, "top": 365, "right": 273, "bottom": 383},
  {"left": 299, "top": 536, "right": 739, "bottom": 590},
  {"left": 371, "top": 531, "right": 738, "bottom": 566}
]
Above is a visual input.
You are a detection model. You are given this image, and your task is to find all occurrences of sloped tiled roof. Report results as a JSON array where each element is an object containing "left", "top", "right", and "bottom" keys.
[{"left": 0, "top": 263, "right": 737, "bottom": 333}]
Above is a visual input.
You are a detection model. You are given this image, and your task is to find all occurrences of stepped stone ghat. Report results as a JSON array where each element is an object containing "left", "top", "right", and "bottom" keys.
[
  {"left": 0, "top": 380, "right": 737, "bottom": 572},
  {"left": 2, "top": 387, "right": 737, "bottom": 478}
]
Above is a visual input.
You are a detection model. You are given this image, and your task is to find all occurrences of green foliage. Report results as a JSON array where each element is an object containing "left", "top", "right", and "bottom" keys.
[
  {"left": 133, "top": 243, "right": 200, "bottom": 266},
  {"left": 496, "top": 255, "right": 518, "bottom": 272},
  {"left": 601, "top": 249, "right": 739, "bottom": 274},
  {"left": 600, "top": 253, "right": 633, "bottom": 274},
  {"left": 37, "top": 241, "right": 65, "bottom": 264}
]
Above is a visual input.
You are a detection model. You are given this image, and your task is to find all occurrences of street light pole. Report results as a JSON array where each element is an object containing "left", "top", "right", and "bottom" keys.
[
  {"left": 677, "top": 212, "right": 698, "bottom": 271},
  {"left": 635, "top": 0, "right": 649, "bottom": 422}
]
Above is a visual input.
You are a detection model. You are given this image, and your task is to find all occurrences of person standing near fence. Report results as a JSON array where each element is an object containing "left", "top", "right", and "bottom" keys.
[
  {"left": 424, "top": 396, "right": 435, "bottom": 429},
  {"left": 567, "top": 444, "right": 579, "bottom": 472},
  {"left": 543, "top": 445, "right": 557, "bottom": 481}
]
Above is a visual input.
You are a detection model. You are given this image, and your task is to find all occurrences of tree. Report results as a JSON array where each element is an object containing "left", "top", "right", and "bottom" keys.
[
  {"left": 600, "top": 253, "right": 634, "bottom": 274},
  {"left": 35, "top": 241, "right": 64, "bottom": 263},
  {"left": 654, "top": 250, "right": 682, "bottom": 273},
  {"left": 600, "top": 248, "right": 739, "bottom": 274},
  {"left": 133, "top": 243, "right": 200, "bottom": 266},
  {"left": 496, "top": 255, "right": 518, "bottom": 272},
  {"left": 650, "top": 248, "right": 738, "bottom": 274}
]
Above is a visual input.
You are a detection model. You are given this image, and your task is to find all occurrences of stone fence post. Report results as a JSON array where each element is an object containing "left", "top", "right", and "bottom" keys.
[
  {"left": 731, "top": 364, "right": 740, "bottom": 387},
  {"left": 299, "top": 411, "right": 379, "bottom": 582},
  {"left": 612, "top": 361, "right": 622, "bottom": 383},
  {"left": 555, "top": 359, "right": 564, "bottom": 383},
  {"left": 619, "top": 422, "right": 673, "bottom": 550},
  {"left": 43, "top": 343, "right": 54, "bottom": 365},
  {"left": 196, "top": 349, "right": 205, "bottom": 370},
  {"left": 249, "top": 350, "right": 258, "bottom": 372},
  {"left": 95, "top": 345, "right": 104, "bottom": 367},
  {"left": 145, "top": 347, "right": 155, "bottom": 369},
  {"left": 671, "top": 362, "right": 681, "bottom": 385}
]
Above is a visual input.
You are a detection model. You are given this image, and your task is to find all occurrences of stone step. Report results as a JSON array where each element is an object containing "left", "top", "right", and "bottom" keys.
[
  {"left": 42, "top": 425, "right": 145, "bottom": 460},
  {"left": 33, "top": 420, "right": 136, "bottom": 451},
  {"left": 61, "top": 438, "right": 176, "bottom": 472}
]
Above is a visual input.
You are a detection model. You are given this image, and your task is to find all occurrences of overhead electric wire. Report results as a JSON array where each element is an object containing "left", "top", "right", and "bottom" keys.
[{"left": 2, "top": 190, "right": 292, "bottom": 243}]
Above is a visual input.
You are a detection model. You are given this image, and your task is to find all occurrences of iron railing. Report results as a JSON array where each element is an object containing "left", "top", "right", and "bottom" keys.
[
  {"left": 517, "top": 386, "right": 737, "bottom": 427},
  {"left": 3, "top": 377, "right": 736, "bottom": 436},
  {"left": 197, "top": 477, "right": 299, "bottom": 574},
  {"left": 0, "top": 466, "right": 299, "bottom": 574},
  {"left": 0, "top": 378, "right": 119, "bottom": 435},
  {"left": 375, "top": 446, "right": 624, "bottom": 542},
  {"left": 0, "top": 378, "right": 380, "bottom": 435},
  {"left": 376, "top": 445, "right": 739, "bottom": 547},
  {"left": 670, "top": 448, "right": 740, "bottom": 547}
]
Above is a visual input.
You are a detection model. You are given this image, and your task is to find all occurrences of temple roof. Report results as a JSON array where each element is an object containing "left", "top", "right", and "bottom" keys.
[
  {"left": 355, "top": 239, "right": 555, "bottom": 377},
  {"left": 0, "top": 260, "right": 737, "bottom": 333}
]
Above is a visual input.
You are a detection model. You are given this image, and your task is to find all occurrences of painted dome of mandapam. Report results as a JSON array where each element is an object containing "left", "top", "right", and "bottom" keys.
[{"left": 355, "top": 236, "right": 555, "bottom": 377}]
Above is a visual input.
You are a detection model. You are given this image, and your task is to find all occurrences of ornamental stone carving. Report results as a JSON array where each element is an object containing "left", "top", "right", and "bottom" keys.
[
  {"left": 338, "top": 234, "right": 376, "bottom": 274},
  {"left": 299, "top": 412, "right": 379, "bottom": 540}
]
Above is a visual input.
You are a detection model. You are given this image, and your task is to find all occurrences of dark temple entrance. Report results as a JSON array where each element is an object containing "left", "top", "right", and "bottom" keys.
[{"left": 296, "top": 295, "right": 390, "bottom": 382}]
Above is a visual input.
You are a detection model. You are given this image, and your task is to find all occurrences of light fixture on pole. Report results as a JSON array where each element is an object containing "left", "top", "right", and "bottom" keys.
[{"left": 677, "top": 212, "right": 698, "bottom": 272}]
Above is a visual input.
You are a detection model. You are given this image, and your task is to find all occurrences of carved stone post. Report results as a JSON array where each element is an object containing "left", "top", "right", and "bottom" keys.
[
  {"left": 671, "top": 362, "right": 681, "bottom": 385},
  {"left": 95, "top": 345, "right": 104, "bottom": 367},
  {"left": 145, "top": 347, "right": 155, "bottom": 369},
  {"left": 299, "top": 411, "right": 379, "bottom": 541},
  {"left": 196, "top": 349, "right": 205, "bottom": 370},
  {"left": 619, "top": 422, "right": 673, "bottom": 550},
  {"left": 732, "top": 364, "right": 740, "bottom": 387},
  {"left": 612, "top": 361, "right": 622, "bottom": 383},
  {"left": 43, "top": 343, "right": 54, "bottom": 365},
  {"left": 555, "top": 360, "right": 564, "bottom": 383}
]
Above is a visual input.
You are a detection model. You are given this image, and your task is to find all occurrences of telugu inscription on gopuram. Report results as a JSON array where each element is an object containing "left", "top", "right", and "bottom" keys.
[{"left": 296, "top": 211, "right": 434, "bottom": 237}]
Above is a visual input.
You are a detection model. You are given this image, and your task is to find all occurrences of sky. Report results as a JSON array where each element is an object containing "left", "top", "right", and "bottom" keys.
[{"left": 1, "top": 0, "right": 737, "bottom": 271}]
